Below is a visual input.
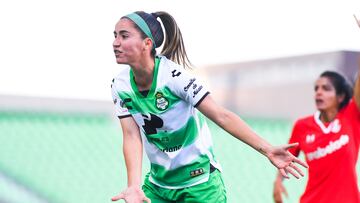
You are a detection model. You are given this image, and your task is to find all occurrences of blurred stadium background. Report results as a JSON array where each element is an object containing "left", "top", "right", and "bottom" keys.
[{"left": 0, "top": 50, "right": 359, "bottom": 203}]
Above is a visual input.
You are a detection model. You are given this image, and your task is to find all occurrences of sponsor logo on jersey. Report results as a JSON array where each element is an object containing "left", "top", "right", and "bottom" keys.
[
  {"left": 190, "top": 168, "right": 204, "bottom": 177},
  {"left": 119, "top": 100, "right": 124, "bottom": 107},
  {"left": 306, "top": 134, "right": 349, "bottom": 161},
  {"left": 150, "top": 137, "right": 169, "bottom": 143},
  {"left": 155, "top": 92, "right": 169, "bottom": 110},
  {"left": 141, "top": 113, "right": 164, "bottom": 135},
  {"left": 192, "top": 86, "right": 203, "bottom": 98},
  {"left": 306, "top": 134, "right": 315, "bottom": 143},
  {"left": 120, "top": 98, "right": 133, "bottom": 110},
  {"left": 184, "top": 78, "right": 196, "bottom": 92},
  {"left": 162, "top": 145, "right": 182, "bottom": 152},
  {"left": 111, "top": 78, "right": 114, "bottom": 88},
  {"left": 171, "top": 69, "right": 181, "bottom": 77}
]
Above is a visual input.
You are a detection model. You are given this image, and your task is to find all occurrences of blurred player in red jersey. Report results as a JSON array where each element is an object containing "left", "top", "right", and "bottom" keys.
[
  {"left": 273, "top": 70, "right": 360, "bottom": 202},
  {"left": 273, "top": 16, "right": 360, "bottom": 203}
]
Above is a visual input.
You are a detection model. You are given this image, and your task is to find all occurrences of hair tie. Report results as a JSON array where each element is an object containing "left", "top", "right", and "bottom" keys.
[{"left": 151, "top": 12, "right": 158, "bottom": 19}]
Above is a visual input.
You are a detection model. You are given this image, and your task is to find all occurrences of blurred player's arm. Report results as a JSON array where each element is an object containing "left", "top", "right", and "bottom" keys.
[
  {"left": 354, "top": 14, "right": 360, "bottom": 109},
  {"left": 273, "top": 172, "right": 288, "bottom": 203},
  {"left": 197, "top": 95, "right": 308, "bottom": 178},
  {"left": 355, "top": 62, "right": 360, "bottom": 109}
]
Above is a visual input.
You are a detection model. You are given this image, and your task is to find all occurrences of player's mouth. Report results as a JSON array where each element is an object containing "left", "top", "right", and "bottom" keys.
[
  {"left": 315, "top": 98, "right": 324, "bottom": 105},
  {"left": 114, "top": 50, "right": 123, "bottom": 57}
]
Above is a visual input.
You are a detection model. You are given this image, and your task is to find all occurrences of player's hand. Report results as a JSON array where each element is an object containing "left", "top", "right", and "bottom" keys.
[
  {"left": 111, "top": 186, "right": 151, "bottom": 203},
  {"left": 267, "top": 143, "right": 309, "bottom": 179},
  {"left": 273, "top": 177, "right": 288, "bottom": 203}
]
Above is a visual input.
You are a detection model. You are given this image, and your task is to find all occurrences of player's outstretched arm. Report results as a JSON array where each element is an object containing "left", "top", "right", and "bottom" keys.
[
  {"left": 354, "top": 14, "right": 360, "bottom": 109},
  {"left": 197, "top": 95, "right": 308, "bottom": 178},
  {"left": 355, "top": 60, "right": 360, "bottom": 110},
  {"left": 111, "top": 117, "right": 150, "bottom": 203}
]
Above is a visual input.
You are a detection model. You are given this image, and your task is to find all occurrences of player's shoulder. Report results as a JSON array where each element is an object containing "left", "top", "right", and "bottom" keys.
[
  {"left": 339, "top": 97, "right": 360, "bottom": 117},
  {"left": 113, "top": 66, "right": 131, "bottom": 81},
  {"left": 111, "top": 66, "right": 131, "bottom": 89},
  {"left": 158, "top": 55, "right": 193, "bottom": 76},
  {"left": 158, "top": 56, "right": 181, "bottom": 76},
  {"left": 294, "top": 115, "right": 314, "bottom": 128},
  {"left": 158, "top": 55, "right": 179, "bottom": 69}
]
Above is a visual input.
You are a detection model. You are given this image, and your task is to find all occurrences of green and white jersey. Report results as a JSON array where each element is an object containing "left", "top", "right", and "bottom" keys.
[{"left": 111, "top": 56, "right": 221, "bottom": 189}]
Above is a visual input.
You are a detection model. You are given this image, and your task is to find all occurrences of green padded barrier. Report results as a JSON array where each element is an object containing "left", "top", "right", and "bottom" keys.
[
  {"left": 0, "top": 111, "right": 138, "bottom": 203},
  {"left": 0, "top": 112, "right": 358, "bottom": 203}
]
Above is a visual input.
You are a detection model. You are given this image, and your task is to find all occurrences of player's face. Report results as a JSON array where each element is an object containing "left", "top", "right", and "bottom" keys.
[
  {"left": 314, "top": 77, "right": 340, "bottom": 112},
  {"left": 113, "top": 18, "right": 146, "bottom": 65}
]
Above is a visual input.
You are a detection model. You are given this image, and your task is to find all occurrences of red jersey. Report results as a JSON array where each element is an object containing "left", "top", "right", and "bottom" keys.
[{"left": 289, "top": 98, "right": 360, "bottom": 203}]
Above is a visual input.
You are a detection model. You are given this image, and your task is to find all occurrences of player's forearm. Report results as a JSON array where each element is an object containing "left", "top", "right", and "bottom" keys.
[
  {"left": 216, "top": 108, "right": 272, "bottom": 156},
  {"left": 355, "top": 18, "right": 360, "bottom": 108},
  {"left": 354, "top": 68, "right": 360, "bottom": 109},
  {"left": 275, "top": 171, "right": 284, "bottom": 182},
  {"left": 123, "top": 133, "right": 143, "bottom": 187},
  {"left": 197, "top": 96, "right": 272, "bottom": 156}
]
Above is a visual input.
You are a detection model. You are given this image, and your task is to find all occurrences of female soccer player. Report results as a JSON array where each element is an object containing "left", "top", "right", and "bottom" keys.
[
  {"left": 110, "top": 11, "right": 308, "bottom": 203},
  {"left": 273, "top": 70, "right": 360, "bottom": 203}
]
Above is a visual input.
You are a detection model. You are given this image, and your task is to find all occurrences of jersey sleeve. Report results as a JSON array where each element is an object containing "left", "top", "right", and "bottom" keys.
[
  {"left": 111, "top": 80, "right": 131, "bottom": 119},
  {"left": 288, "top": 120, "right": 302, "bottom": 157},
  {"left": 168, "top": 65, "right": 210, "bottom": 107}
]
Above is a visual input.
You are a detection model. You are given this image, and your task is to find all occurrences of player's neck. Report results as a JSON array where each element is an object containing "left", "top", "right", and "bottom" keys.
[
  {"left": 131, "top": 57, "right": 155, "bottom": 91},
  {"left": 320, "top": 109, "right": 338, "bottom": 123}
]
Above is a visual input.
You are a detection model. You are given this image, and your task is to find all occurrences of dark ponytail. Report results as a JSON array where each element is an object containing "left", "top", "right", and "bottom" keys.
[
  {"left": 320, "top": 71, "right": 353, "bottom": 110},
  {"left": 154, "top": 11, "right": 192, "bottom": 68}
]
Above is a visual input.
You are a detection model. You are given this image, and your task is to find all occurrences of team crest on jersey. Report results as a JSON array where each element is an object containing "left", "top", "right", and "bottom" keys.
[{"left": 155, "top": 92, "right": 169, "bottom": 110}]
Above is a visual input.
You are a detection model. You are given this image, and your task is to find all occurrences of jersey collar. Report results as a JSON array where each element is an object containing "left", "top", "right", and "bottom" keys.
[
  {"left": 313, "top": 111, "right": 341, "bottom": 134},
  {"left": 129, "top": 57, "right": 160, "bottom": 98}
]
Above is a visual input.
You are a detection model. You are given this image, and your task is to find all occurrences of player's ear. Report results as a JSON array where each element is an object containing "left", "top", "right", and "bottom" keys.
[
  {"left": 143, "top": 38, "right": 153, "bottom": 51},
  {"left": 337, "top": 93, "right": 345, "bottom": 104}
]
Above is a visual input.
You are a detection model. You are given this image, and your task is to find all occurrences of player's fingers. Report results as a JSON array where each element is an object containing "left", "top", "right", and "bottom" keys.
[
  {"left": 279, "top": 168, "right": 289, "bottom": 179},
  {"left": 285, "top": 165, "right": 300, "bottom": 179},
  {"left": 293, "top": 157, "right": 309, "bottom": 168},
  {"left": 290, "top": 162, "right": 304, "bottom": 177},
  {"left": 111, "top": 193, "right": 125, "bottom": 201}
]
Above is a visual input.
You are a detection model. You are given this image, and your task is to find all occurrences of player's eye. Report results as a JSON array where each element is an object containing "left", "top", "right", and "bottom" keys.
[{"left": 323, "top": 85, "right": 332, "bottom": 91}]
